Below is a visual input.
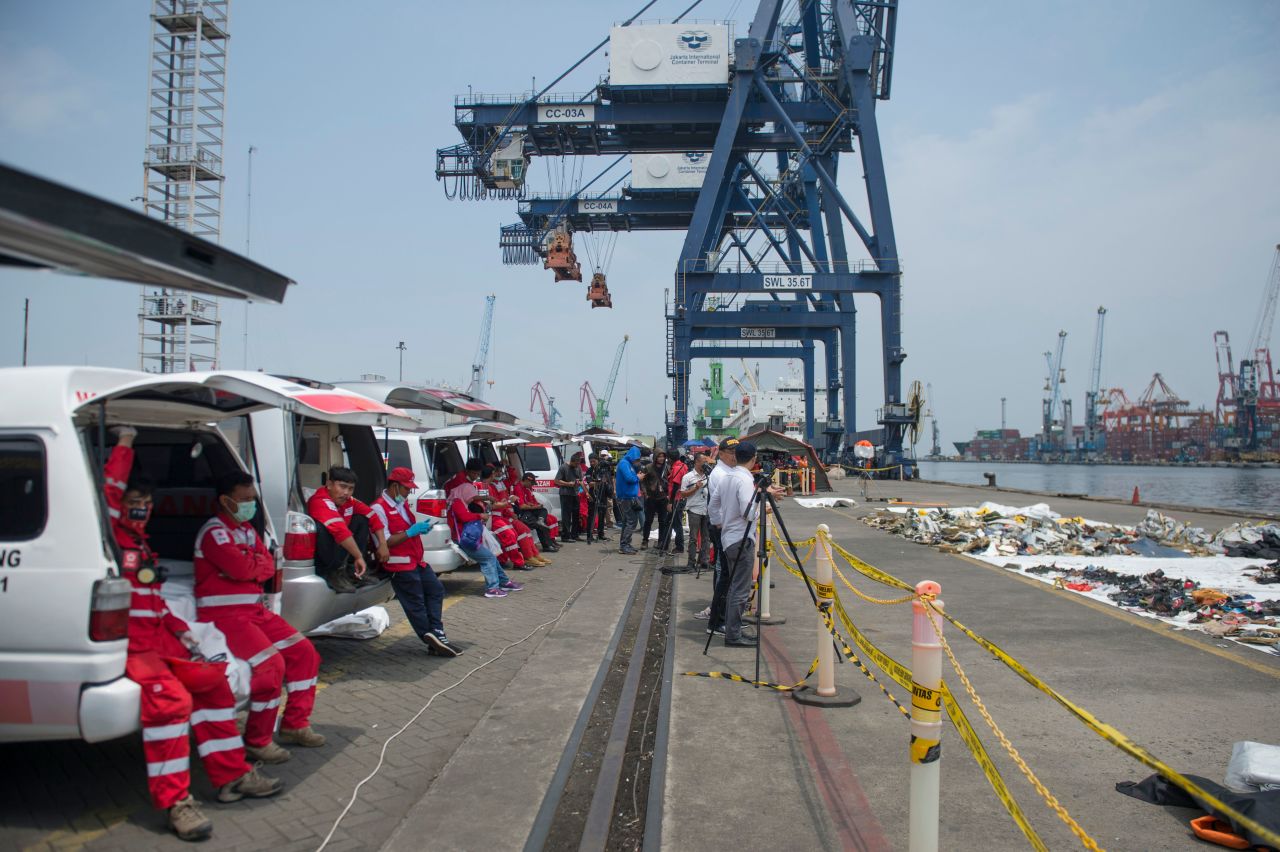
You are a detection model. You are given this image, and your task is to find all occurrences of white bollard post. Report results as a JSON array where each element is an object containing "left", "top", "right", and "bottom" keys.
[
  {"left": 909, "top": 580, "right": 943, "bottom": 852},
  {"left": 793, "top": 525, "right": 858, "bottom": 707}
]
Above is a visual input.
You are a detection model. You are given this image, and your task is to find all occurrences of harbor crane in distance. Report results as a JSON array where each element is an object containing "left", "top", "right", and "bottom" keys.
[
  {"left": 466, "top": 294, "right": 496, "bottom": 398},
  {"left": 435, "top": 0, "right": 909, "bottom": 471},
  {"left": 580, "top": 335, "right": 630, "bottom": 430},
  {"left": 530, "top": 381, "right": 561, "bottom": 429},
  {"left": 1041, "top": 330, "right": 1068, "bottom": 456},
  {"left": 1083, "top": 307, "right": 1107, "bottom": 456}
]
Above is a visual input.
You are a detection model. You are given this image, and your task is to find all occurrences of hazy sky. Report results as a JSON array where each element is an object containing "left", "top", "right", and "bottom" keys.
[{"left": 2, "top": 1, "right": 1278, "bottom": 447}]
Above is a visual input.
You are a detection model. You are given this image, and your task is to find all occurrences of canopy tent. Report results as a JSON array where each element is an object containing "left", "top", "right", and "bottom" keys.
[
  {"left": 738, "top": 428, "right": 832, "bottom": 492},
  {"left": 0, "top": 164, "right": 294, "bottom": 301}
]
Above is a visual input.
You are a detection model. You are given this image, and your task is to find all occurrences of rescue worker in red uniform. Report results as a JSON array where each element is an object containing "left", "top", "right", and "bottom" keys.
[
  {"left": 195, "top": 472, "right": 324, "bottom": 764},
  {"left": 105, "top": 427, "right": 281, "bottom": 842},
  {"left": 491, "top": 462, "right": 549, "bottom": 566},
  {"left": 306, "top": 466, "right": 387, "bottom": 593},
  {"left": 512, "top": 471, "right": 560, "bottom": 552},
  {"left": 478, "top": 465, "right": 532, "bottom": 570},
  {"left": 368, "top": 467, "right": 460, "bottom": 656}
]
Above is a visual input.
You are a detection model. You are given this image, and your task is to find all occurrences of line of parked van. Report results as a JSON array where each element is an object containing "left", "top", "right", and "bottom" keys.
[{"left": 0, "top": 367, "right": 588, "bottom": 745}]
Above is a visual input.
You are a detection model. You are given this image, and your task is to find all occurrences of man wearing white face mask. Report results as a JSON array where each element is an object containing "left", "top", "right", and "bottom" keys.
[
  {"left": 369, "top": 467, "right": 460, "bottom": 657},
  {"left": 195, "top": 472, "right": 325, "bottom": 765}
]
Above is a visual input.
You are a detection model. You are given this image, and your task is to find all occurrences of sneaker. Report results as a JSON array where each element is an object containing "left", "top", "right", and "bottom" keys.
[
  {"left": 168, "top": 795, "right": 213, "bottom": 841},
  {"left": 640, "top": 541, "right": 649, "bottom": 551},
  {"left": 694, "top": 607, "right": 711, "bottom": 620},
  {"left": 279, "top": 726, "right": 326, "bottom": 748},
  {"left": 705, "top": 626, "right": 726, "bottom": 636},
  {"left": 619, "top": 547, "right": 638, "bottom": 555},
  {"left": 500, "top": 580, "right": 524, "bottom": 592},
  {"left": 244, "top": 741, "right": 291, "bottom": 764},
  {"left": 217, "top": 763, "right": 284, "bottom": 802},
  {"left": 598, "top": 536, "right": 612, "bottom": 542},
  {"left": 423, "top": 631, "right": 461, "bottom": 657},
  {"left": 725, "top": 635, "right": 758, "bottom": 648},
  {"left": 485, "top": 586, "right": 508, "bottom": 598}
]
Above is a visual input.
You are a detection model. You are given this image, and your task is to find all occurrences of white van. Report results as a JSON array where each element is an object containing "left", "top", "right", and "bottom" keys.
[{"left": 0, "top": 367, "right": 417, "bottom": 744}]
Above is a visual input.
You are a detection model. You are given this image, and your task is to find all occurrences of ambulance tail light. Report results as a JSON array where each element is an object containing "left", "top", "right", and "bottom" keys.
[
  {"left": 282, "top": 511, "right": 316, "bottom": 561},
  {"left": 416, "top": 489, "right": 448, "bottom": 518},
  {"left": 89, "top": 577, "right": 132, "bottom": 642}
]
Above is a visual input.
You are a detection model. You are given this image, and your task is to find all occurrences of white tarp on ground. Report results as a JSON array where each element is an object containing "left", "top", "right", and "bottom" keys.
[{"left": 794, "top": 497, "right": 857, "bottom": 509}]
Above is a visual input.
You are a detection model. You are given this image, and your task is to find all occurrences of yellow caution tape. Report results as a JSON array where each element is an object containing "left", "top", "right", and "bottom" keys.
[
  {"left": 829, "top": 598, "right": 1049, "bottom": 851},
  {"left": 927, "top": 603, "right": 1280, "bottom": 849},
  {"left": 682, "top": 658, "right": 819, "bottom": 692}
]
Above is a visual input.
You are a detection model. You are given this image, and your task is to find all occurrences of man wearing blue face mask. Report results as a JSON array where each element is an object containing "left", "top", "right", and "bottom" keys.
[
  {"left": 369, "top": 467, "right": 460, "bottom": 657},
  {"left": 195, "top": 473, "right": 325, "bottom": 764}
]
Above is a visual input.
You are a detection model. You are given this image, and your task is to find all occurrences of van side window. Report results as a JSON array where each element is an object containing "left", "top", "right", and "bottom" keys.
[
  {"left": 381, "top": 439, "right": 413, "bottom": 471},
  {"left": 0, "top": 437, "right": 47, "bottom": 541}
]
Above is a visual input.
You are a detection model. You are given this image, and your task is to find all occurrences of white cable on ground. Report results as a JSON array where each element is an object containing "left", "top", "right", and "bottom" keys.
[{"left": 315, "top": 556, "right": 607, "bottom": 852}]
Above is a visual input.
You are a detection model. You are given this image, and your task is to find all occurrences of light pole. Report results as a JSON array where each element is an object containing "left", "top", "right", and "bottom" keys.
[{"left": 397, "top": 341, "right": 407, "bottom": 381}]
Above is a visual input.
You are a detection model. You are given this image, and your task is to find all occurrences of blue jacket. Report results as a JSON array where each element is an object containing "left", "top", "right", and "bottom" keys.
[{"left": 615, "top": 446, "right": 642, "bottom": 499}]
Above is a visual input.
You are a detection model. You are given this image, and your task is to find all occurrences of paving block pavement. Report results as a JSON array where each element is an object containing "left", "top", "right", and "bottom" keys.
[{"left": 0, "top": 538, "right": 619, "bottom": 852}]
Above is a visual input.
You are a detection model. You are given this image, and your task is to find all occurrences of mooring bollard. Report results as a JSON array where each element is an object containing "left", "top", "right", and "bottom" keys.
[
  {"left": 757, "top": 508, "right": 785, "bottom": 625},
  {"left": 909, "top": 580, "right": 943, "bottom": 852},
  {"left": 793, "top": 524, "right": 858, "bottom": 708}
]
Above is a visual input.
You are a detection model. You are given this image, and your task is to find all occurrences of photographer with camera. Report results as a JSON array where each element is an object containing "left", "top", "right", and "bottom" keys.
[
  {"left": 585, "top": 452, "right": 613, "bottom": 544},
  {"left": 716, "top": 441, "right": 763, "bottom": 647},
  {"left": 639, "top": 449, "right": 670, "bottom": 551}
]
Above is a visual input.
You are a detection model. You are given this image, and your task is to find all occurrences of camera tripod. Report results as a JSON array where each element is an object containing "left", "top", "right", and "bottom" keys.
[{"left": 703, "top": 479, "right": 822, "bottom": 687}]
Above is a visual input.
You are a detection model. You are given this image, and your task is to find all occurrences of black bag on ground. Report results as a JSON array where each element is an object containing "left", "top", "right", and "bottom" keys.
[{"left": 1116, "top": 773, "right": 1280, "bottom": 849}]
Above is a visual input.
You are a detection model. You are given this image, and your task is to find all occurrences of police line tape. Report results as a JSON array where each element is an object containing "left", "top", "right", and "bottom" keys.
[
  {"left": 810, "top": 530, "right": 1280, "bottom": 849},
  {"left": 682, "top": 657, "right": 819, "bottom": 692},
  {"left": 770, "top": 547, "right": 1049, "bottom": 851}
]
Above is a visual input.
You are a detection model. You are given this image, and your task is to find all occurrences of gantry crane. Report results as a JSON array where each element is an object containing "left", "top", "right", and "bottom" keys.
[
  {"left": 436, "top": 1, "right": 906, "bottom": 466},
  {"left": 530, "top": 381, "right": 560, "bottom": 429},
  {"left": 1041, "top": 330, "right": 1068, "bottom": 455},
  {"left": 466, "top": 294, "right": 496, "bottom": 398},
  {"left": 1083, "top": 307, "right": 1107, "bottom": 455}
]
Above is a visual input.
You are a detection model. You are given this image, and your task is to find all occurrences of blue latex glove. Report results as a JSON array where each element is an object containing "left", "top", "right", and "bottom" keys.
[{"left": 406, "top": 519, "right": 433, "bottom": 537}]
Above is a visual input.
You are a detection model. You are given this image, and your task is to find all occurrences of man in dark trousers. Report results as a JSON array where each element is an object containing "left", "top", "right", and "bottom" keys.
[
  {"left": 639, "top": 450, "right": 670, "bottom": 551},
  {"left": 661, "top": 451, "right": 688, "bottom": 553},
  {"left": 553, "top": 452, "right": 585, "bottom": 542},
  {"left": 584, "top": 453, "right": 612, "bottom": 544}
]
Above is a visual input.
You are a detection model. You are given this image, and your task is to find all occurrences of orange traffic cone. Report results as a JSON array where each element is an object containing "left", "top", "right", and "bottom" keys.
[{"left": 1131, "top": 486, "right": 1140, "bottom": 505}]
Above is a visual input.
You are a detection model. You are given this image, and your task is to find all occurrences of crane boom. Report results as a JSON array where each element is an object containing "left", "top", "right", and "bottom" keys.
[
  {"left": 579, "top": 381, "right": 598, "bottom": 427},
  {"left": 530, "top": 381, "right": 559, "bottom": 428},
  {"left": 1084, "top": 307, "right": 1107, "bottom": 452},
  {"left": 594, "top": 335, "right": 629, "bottom": 428},
  {"left": 467, "top": 294, "right": 496, "bottom": 398},
  {"left": 1246, "top": 244, "right": 1280, "bottom": 357}
]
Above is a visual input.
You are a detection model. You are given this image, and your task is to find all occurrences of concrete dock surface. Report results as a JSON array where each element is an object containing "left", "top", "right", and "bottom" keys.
[{"left": 2, "top": 478, "right": 1276, "bottom": 851}]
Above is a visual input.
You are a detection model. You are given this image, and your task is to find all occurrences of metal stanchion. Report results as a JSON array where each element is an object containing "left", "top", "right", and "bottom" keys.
[
  {"left": 756, "top": 508, "right": 784, "bottom": 625},
  {"left": 909, "top": 580, "right": 943, "bottom": 852},
  {"left": 793, "top": 525, "right": 858, "bottom": 708}
]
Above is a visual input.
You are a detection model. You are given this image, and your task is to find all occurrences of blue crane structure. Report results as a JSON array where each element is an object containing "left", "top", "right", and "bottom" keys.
[
  {"left": 436, "top": 0, "right": 909, "bottom": 466},
  {"left": 467, "top": 294, "right": 496, "bottom": 398}
]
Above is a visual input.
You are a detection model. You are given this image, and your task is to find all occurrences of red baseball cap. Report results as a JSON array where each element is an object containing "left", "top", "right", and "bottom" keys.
[{"left": 387, "top": 467, "right": 417, "bottom": 489}]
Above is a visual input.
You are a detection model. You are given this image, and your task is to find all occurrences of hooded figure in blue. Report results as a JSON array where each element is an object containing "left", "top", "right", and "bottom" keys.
[
  {"left": 614, "top": 445, "right": 644, "bottom": 553},
  {"left": 615, "top": 446, "right": 642, "bottom": 499}
]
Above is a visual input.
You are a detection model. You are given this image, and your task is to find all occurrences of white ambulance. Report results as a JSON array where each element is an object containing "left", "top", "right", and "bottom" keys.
[{"left": 0, "top": 368, "right": 417, "bottom": 743}]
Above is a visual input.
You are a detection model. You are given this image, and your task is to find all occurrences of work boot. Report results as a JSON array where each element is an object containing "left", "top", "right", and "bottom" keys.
[
  {"left": 322, "top": 569, "right": 357, "bottom": 594},
  {"left": 217, "top": 763, "right": 284, "bottom": 803},
  {"left": 244, "top": 740, "right": 291, "bottom": 764},
  {"left": 279, "top": 725, "right": 326, "bottom": 748},
  {"left": 168, "top": 795, "right": 213, "bottom": 842}
]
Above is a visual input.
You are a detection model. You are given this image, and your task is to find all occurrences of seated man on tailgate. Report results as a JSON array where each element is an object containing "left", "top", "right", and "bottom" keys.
[{"left": 306, "top": 466, "right": 387, "bottom": 593}]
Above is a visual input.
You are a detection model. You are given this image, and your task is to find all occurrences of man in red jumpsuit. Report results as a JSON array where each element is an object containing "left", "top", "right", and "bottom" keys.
[
  {"left": 195, "top": 472, "right": 324, "bottom": 765},
  {"left": 306, "top": 466, "right": 387, "bottom": 592},
  {"left": 106, "top": 427, "right": 281, "bottom": 841},
  {"left": 369, "top": 467, "right": 460, "bottom": 656}
]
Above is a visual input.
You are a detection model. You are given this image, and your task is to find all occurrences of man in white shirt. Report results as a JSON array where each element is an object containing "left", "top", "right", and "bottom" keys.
[
  {"left": 696, "top": 438, "right": 739, "bottom": 623},
  {"left": 677, "top": 451, "right": 712, "bottom": 574},
  {"left": 717, "top": 441, "right": 762, "bottom": 647}
]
